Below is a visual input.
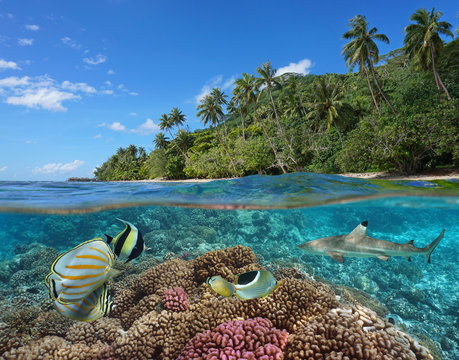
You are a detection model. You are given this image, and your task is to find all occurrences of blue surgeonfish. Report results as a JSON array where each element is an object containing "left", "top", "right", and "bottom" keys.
[
  {"left": 206, "top": 270, "right": 282, "bottom": 300},
  {"left": 206, "top": 275, "right": 235, "bottom": 297},
  {"left": 52, "top": 283, "right": 113, "bottom": 322},
  {"left": 233, "top": 270, "right": 282, "bottom": 300},
  {"left": 105, "top": 218, "right": 149, "bottom": 262},
  {"left": 46, "top": 238, "right": 118, "bottom": 304}
]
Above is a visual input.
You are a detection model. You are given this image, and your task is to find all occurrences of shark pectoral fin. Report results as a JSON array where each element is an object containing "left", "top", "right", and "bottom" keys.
[
  {"left": 327, "top": 252, "right": 345, "bottom": 263},
  {"left": 377, "top": 255, "right": 390, "bottom": 261}
]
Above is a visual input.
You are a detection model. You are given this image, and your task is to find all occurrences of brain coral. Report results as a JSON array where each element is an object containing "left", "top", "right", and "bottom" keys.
[
  {"left": 162, "top": 287, "right": 189, "bottom": 312},
  {"left": 0, "top": 245, "right": 435, "bottom": 360},
  {"left": 177, "top": 317, "right": 289, "bottom": 360}
]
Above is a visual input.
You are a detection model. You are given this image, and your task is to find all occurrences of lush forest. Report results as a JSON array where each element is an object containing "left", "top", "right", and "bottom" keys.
[{"left": 94, "top": 9, "right": 459, "bottom": 181}]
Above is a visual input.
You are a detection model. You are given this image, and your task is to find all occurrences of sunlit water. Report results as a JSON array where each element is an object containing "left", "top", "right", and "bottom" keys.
[{"left": 0, "top": 173, "right": 458, "bottom": 358}]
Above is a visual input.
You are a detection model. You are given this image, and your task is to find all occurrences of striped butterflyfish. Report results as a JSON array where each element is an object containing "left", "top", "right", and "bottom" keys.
[
  {"left": 46, "top": 238, "right": 117, "bottom": 304},
  {"left": 206, "top": 275, "right": 235, "bottom": 297},
  {"left": 233, "top": 270, "right": 282, "bottom": 300},
  {"left": 104, "top": 218, "right": 148, "bottom": 263},
  {"left": 52, "top": 283, "right": 113, "bottom": 322}
]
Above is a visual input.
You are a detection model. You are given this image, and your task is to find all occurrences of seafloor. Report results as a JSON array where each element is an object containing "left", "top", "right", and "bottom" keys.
[{"left": 0, "top": 202, "right": 457, "bottom": 359}]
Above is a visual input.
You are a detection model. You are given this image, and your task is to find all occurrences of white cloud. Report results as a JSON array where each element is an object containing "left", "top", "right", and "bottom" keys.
[
  {"left": 0, "top": 76, "right": 29, "bottom": 88},
  {"left": 104, "top": 80, "right": 112, "bottom": 86},
  {"left": 61, "top": 37, "right": 82, "bottom": 50},
  {"left": 222, "top": 76, "right": 236, "bottom": 91},
  {"left": 6, "top": 88, "right": 80, "bottom": 111},
  {"left": 128, "top": 112, "right": 137, "bottom": 116},
  {"left": 131, "top": 118, "right": 159, "bottom": 135},
  {"left": 107, "top": 69, "right": 115, "bottom": 75},
  {"left": 275, "top": 58, "right": 313, "bottom": 77},
  {"left": 0, "top": 59, "right": 21, "bottom": 71},
  {"left": 0, "top": 75, "right": 112, "bottom": 111},
  {"left": 25, "top": 24, "right": 39, "bottom": 31},
  {"left": 25, "top": 140, "right": 32, "bottom": 144},
  {"left": 93, "top": 134, "right": 102, "bottom": 139},
  {"left": 61, "top": 80, "right": 96, "bottom": 94},
  {"left": 99, "top": 122, "right": 126, "bottom": 131},
  {"left": 83, "top": 54, "right": 107, "bottom": 65},
  {"left": 102, "top": 89, "right": 114, "bottom": 95},
  {"left": 0, "top": 166, "right": 7, "bottom": 172},
  {"left": 129, "top": 92, "right": 138, "bottom": 96},
  {"left": 18, "top": 38, "right": 34, "bottom": 46},
  {"left": 33, "top": 160, "right": 84, "bottom": 174}
]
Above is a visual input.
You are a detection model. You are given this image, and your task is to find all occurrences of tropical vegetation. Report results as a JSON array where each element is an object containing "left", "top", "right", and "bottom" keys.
[{"left": 94, "top": 8, "right": 458, "bottom": 181}]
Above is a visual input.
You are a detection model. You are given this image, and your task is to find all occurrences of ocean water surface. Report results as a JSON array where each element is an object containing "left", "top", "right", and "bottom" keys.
[{"left": 0, "top": 173, "right": 458, "bottom": 359}]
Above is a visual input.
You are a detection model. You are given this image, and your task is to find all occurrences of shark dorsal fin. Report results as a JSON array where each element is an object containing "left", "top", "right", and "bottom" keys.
[
  {"left": 348, "top": 221, "right": 368, "bottom": 238},
  {"left": 405, "top": 240, "right": 414, "bottom": 245}
]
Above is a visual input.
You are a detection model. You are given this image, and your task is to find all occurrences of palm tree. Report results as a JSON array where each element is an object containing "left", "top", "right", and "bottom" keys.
[
  {"left": 255, "top": 61, "right": 296, "bottom": 155},
  {"left": 342, "top": 15, "right": 396, "bottom": 114},
  {"left": 307, "top": 77, "right": 346, "bottom": 147},
  {"left": 154, "top": 132, "right": 169, "bottom": 149},
  {"left": 286, "top": 76, "right": 307, "bottom": 117},
  {"left": 210, "top": 88, "right": 228, "bottom": 139},
  {"left": 159, "top": 111, "right": 189, "bottom": 163},
  {"left": 169, "top": 107, "right": 187, "bottom": 128},
  {"left": 196, "top": 94, "right": 238, "bottom": 176},
  {"left": 234, "top": 73, "right": 286, "bottom": 173},
  {"left": 404, "top": 8, "right": 453, "bottom": 100}
]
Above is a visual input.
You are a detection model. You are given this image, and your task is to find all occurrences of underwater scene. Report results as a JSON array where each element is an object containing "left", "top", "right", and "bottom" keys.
[{"left": 0, "top": 173, "right": 457, "bottom": 360}]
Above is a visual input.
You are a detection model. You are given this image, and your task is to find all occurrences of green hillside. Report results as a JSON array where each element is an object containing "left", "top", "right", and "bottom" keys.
[{"left": 95, "top": 13, "right": 458, "bottom": 181}]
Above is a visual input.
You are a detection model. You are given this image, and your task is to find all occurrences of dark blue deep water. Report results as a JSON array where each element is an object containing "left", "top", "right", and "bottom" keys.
[{"left": 0, "top": 173, "right": 458, "bottom": 358}]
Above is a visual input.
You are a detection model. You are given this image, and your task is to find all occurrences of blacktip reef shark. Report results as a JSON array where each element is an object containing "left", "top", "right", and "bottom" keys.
[{"left": 297, "top": 221, "right": 445, "bottom": 263}]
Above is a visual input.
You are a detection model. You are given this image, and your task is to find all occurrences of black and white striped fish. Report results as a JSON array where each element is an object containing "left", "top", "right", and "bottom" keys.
[
  {"left": 104, "top": 218, "right": 148, "bottom": 262},
  {"left": 52, "top": 283, "right": 113, "bottom": 322},
  {"left": 45, "top": 238, "right": 118, "bottom": 304}
]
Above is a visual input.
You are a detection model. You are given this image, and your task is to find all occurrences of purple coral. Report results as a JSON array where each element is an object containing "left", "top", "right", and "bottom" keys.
[
  {"left": 162, "top": 287, "right": 189, "bottom": 311},
  {"left": 177, "top": 317, "right": 289, "bottom": 360}
]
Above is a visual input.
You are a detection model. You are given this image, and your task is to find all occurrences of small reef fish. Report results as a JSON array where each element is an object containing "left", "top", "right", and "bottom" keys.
[
  {"left": 105, "top": 218, "right": 148, "bottom": 262},
  {"left": 297, "top": 221, "right": 445, "bottom": 263},
  {"left": 206, "top": 270, "right": 282, "bottom": 300},
  {"left": 46, "top": 238, "right": 118, "bottom": 304},
  {"left": 52, "top": 283, "right": 113, "bottom": 322},
  {"left": 206, "top": 275, "right": 236, "bottom": 297}
]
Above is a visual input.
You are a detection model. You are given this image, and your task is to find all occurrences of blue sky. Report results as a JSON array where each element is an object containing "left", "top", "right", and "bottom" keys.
[{"left": 0, "top": 0, "right": 457, "bottom": 180}]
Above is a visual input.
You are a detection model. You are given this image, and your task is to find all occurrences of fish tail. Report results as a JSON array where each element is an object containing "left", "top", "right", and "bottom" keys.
[
  {"left": 423, "top": 229, "right": 445, "bottom": 264},
  {"left": 104, "top": 234, "right": 113, "bottom": 244}
]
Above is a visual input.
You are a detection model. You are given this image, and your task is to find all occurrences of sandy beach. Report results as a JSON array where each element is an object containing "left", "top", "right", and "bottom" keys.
[{"left": 120, "top": 169, "right": 458, "bottom": 183}]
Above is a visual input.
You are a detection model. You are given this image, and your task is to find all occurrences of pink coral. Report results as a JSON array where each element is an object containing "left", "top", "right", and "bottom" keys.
[
  {"left": 177, "top": 317, "right": 289, "bottom": 360},
  {"left": 162, "top": 287, "right": 189, "bottom": 312}
]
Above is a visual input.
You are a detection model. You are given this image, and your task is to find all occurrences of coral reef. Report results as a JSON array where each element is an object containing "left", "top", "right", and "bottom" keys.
[
  {"left": 162, "top": 287, "right": 189, "bottom": 312},
  {"left": 1, "top": 246, "right": 435, "bottom": 360},
  {"left": 177, "top": 317, "right": 288, "bottom": 360}
]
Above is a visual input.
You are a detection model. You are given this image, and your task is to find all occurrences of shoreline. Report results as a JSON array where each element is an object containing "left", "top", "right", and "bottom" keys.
[{"left": 108, "top": 169, "right": 459, "bottom": 183}]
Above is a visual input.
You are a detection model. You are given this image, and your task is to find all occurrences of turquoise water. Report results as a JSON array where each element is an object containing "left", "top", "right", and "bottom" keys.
[{"left": 0, "top": 173, "right": 458, "bottom": 358}]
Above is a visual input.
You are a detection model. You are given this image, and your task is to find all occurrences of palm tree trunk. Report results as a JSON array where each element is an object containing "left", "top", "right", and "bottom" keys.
[
  {"left": 238, "top": 107, "right": 245, "bottom": 140},
  {"left": 168, "top": 130, "right": 190, "bottom": 165},
  {"left": 253, "top": 104, "right": 286, "bottom": 174},
  {"left": 366, "top": 47, "right": 396, "bottom": 114},
  {"left": 215, "top": 127, "right": 238, "bottom": 176},
  {"left": 364, "top": 67, "right": 380, "bottom": 113},
  {"left": 334, "top": 120, "right": 344, "bottom": 147},
  {"left": 430, "top": 44, "right": 451, "bottom": 101},
  {"left": 267, "top": 88, "right": 297, "bottom": 165}
]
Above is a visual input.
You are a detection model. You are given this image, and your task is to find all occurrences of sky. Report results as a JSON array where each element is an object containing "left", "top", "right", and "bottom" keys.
[{"left": 0, "top": 0, "right": 457, "bottom": 180}]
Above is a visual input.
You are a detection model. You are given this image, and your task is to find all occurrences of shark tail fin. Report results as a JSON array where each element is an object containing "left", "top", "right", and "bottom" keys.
[{"left": 423, "top": 230, "right": 445, "bottom": 264}]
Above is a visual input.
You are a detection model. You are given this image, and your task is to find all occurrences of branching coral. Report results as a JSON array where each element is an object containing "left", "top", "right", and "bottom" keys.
[{"left": 177, "top": 317, "right": 289, "bottom": 360}]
